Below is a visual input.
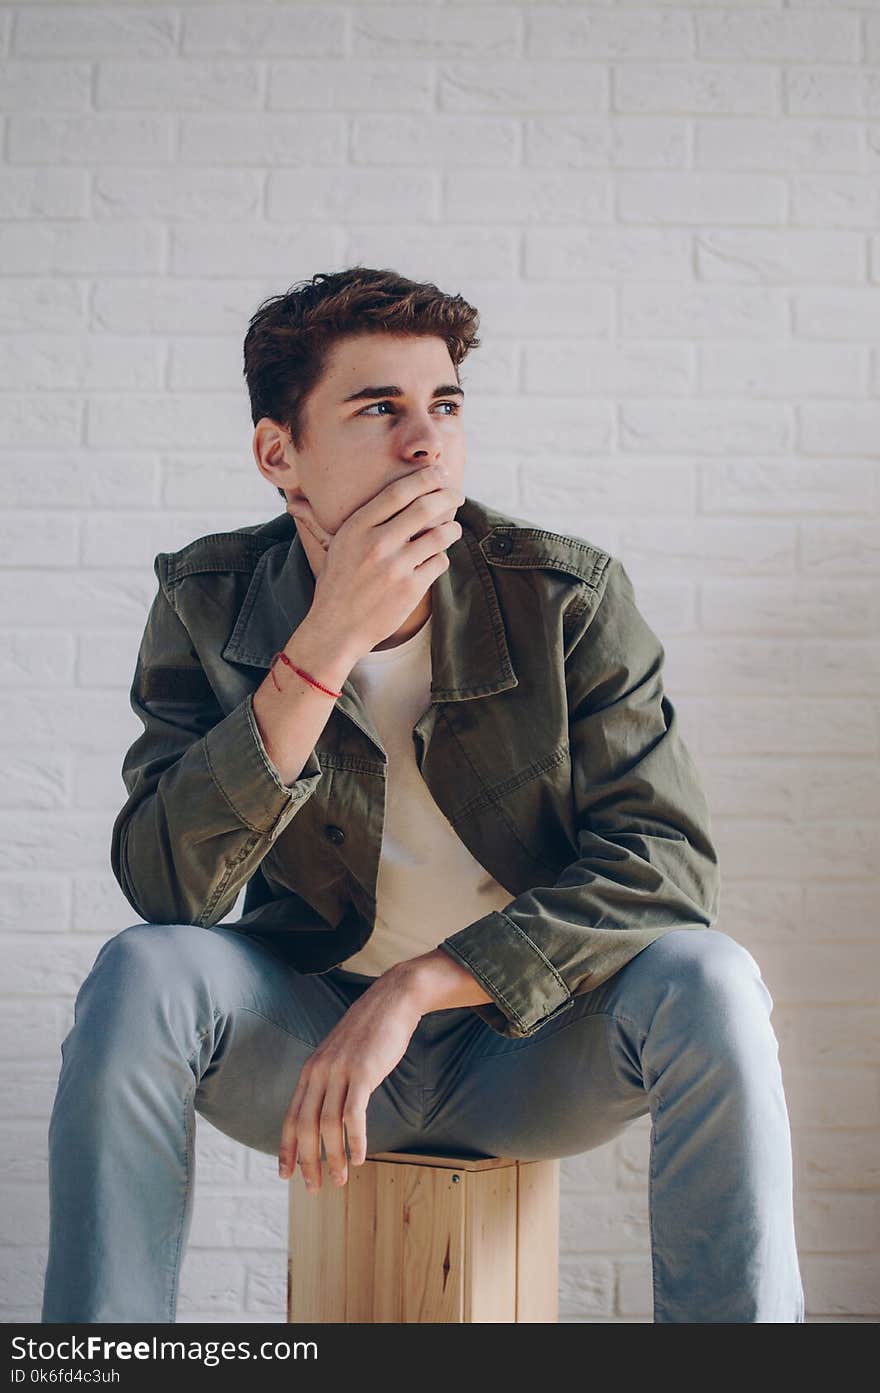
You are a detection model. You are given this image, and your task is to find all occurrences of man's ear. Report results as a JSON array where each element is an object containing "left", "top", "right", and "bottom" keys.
[{"left": 285, "top": 489, "right": 334, "bottom": 553}]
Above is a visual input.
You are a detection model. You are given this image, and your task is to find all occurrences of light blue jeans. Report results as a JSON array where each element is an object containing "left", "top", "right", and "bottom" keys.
[{"left": 40, "top": 923, "right": 805, "bottom": 1323}]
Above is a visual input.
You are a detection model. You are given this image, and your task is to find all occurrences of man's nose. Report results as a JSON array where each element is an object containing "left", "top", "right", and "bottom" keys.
[{"left": 404, "top": 436, "right": 443, "bottom": 464}]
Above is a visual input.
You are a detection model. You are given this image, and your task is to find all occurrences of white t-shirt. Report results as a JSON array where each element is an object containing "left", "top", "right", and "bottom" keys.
[{"left": 338, "top": 610, "right": 513, "bottom": 978}]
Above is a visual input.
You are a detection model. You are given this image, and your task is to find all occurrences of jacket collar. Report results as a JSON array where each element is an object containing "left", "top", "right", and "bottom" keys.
[{"left": 221, "top": 496, "right": 519, "bottom": 707}]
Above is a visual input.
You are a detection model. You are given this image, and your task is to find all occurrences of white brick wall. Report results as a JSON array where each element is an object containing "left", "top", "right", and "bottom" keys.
[{"left": 1, "top": 0, "right": 877, "bottom": 1325}]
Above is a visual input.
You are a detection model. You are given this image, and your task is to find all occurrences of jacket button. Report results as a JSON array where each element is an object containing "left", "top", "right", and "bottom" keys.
[
  {"left": 325, "top": 825, "right": 345, "bottom": 845},
  {"left": 491, "top": 533, "right": 513, "bottom": 555}
]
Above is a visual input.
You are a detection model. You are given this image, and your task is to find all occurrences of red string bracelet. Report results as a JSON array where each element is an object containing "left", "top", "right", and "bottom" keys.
[{"left": 269, "top": 650, "right": 342, "bottom": 700}]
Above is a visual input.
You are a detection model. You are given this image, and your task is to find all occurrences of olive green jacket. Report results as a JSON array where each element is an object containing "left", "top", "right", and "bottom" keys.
[{"left": 110, "top": 493, "right": 721, "bottom": 1040}]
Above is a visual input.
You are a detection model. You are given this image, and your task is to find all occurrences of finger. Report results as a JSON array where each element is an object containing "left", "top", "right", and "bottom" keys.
[
  {"left": 278, "top": 1122, "right": 299, "bottom": 1181},
  {"left": 321, "top": 1078, "right": 350, "bottom": 1186},
  {"left": 407, "top": 516, "right": 462, "bottom": 569},
  {"left": 358, "top": 463, "right": 448, "bottom": 532},
  {"left": 278, "top": 1070, "right": 310, "bottom": 1179},
  {"left": 300, "top": 516, "right": 332, "bottom": 552},
  {"left": 285, "top": 497, "right": 333, "bottom": 551},
  {"left": 384, "top": 486, "right": 462, "bottom": 554},
  {"left": 294, "top": 1082, "right": 325, "bottom": 1194},
  {"left": 343, "top": 1084, "right": 371, "bottom": 1167}
]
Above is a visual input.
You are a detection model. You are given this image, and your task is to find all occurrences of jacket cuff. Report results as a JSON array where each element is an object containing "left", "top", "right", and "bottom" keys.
[
  {"left": 203, "top": 691, "right": 323, "bottom": 842},
  {"left": 438, "top": 911, "right": 574, "bottom": 1039}
]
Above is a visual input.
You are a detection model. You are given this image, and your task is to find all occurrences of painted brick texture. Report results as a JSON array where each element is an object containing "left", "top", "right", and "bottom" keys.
[{"left": 1, "top": 0, "right": 877, "bottom": 1324}]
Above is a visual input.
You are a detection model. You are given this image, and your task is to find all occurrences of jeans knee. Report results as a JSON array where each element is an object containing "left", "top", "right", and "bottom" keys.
[
  {"left": 652, "top": 928, "right": 774, "bottom": 1031},
  {"left": 76, "top": 923, "right": 213, "bottom": 1032},
  {"left": 89, "top": 922, "right": 194, "bottom": 984},
  {"left": 626, "top": 931, "right": 784, "bottom": 1095},
  {"left": 71, "top": 923, "right": 217, "bottom": 1060}
]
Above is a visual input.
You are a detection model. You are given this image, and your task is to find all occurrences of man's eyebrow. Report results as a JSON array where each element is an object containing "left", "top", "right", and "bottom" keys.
[{"left": 340, "top": 383, "right": 465, "bottom": 404}]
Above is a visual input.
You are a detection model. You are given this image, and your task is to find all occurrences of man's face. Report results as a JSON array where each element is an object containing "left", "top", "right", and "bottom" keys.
[{"left": 254, "top": 331, "right": 466, "bottom": 554}]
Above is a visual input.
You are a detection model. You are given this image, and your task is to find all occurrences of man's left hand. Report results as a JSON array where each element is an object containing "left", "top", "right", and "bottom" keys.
[{"left": 278, "top": 967, "right": 422, "bottom": 1193}]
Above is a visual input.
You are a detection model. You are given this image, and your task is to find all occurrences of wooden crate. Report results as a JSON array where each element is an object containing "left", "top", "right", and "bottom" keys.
[{"left": 287, "top": 1151, "right": 559, "bottom": 1323}]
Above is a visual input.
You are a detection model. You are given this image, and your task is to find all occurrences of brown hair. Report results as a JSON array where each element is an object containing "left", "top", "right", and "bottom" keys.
[{"left": 242, "top": 265, "right": 481, "bottom": 499}]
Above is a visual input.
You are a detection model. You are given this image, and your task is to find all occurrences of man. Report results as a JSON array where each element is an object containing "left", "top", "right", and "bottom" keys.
[{"left": 41, "top": 267, "right": 805, "bottom": 1323}]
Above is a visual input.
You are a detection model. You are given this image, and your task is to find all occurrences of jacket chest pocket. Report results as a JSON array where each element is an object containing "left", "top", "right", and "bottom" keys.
[
  {"left": 434, "top": 679, "right": 576, "bottom": 869},
  {"left": 444, "top": 740, "right": 576, "bottom": 895}
]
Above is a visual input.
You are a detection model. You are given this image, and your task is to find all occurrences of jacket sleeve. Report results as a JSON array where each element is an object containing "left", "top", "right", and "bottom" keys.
[
  {"left": 110, "top": 556, "right": 324, "bottom": 927},
  {"left": 437, "top": 556, "right": 722, "bottom": 1040}
]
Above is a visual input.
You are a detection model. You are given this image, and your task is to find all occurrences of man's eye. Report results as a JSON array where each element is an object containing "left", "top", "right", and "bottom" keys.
[{"left": 359, "top": 401, "right": 461, "bottom": 416}]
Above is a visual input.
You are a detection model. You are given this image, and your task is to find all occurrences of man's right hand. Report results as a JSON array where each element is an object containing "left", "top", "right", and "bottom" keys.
[{"left": 287, "top": 465, "right": 465, "bottom": 659}]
